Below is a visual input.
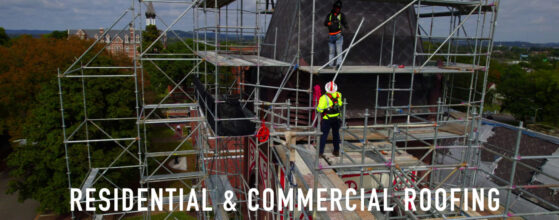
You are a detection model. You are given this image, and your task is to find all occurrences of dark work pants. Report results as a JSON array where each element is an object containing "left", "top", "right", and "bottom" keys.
[{"left": 319, "top": 118, "right": 341, "bottom": 155}]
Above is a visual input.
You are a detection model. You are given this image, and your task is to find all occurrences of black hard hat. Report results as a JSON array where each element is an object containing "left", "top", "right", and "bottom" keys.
[{"left": 333, "top": 0, "right": 342, "bottom": 9}]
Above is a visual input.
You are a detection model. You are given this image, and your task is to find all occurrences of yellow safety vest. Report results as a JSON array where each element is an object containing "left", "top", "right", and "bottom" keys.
[
  {"left": 316, "top": 92, "right": 343, "bottom": 119},
  {"left": 329, "top": 13, "right": 342, "bottom": 29}
]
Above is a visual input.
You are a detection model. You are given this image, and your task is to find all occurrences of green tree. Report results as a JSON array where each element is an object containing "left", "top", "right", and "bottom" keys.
[
  {"left": 488, "top": 59, "right": 505, "bottom": 84},
  {"left": 497, "top": 65, "right": 534, "bottom": 120},
  {"left": 7, "top": 75, "right": 138, "bottom": 213},
  {"left": 0, "top": 36, "right": 99, "bottom": 139},
  {"left": 530, "top": 69, "right": 559, "bottom": 124},
  {"left": 528, "top": 54, "right": 553, "bottom": 70},
  {"left": 5, "top": 36, "right": 138, "bottom": 214},
  {"left": 0, "top": 27, "right": 9, "bottom": 46},
  {"left": 142, "top": 25, "right": 163, "bottom": 53},
  {"left": 44, "top": 30, "right": 68, "bottom": 39},
  {"left": 143, "top": 40, "right": 199, "bottom": 95},
  {"left": 497, "top": 64, "right": 559, "bottom": 125}
]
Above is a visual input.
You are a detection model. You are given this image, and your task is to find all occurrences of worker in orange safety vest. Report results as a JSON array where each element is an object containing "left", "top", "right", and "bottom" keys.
[{"left": 324, "top": 0, "right": 348, "bottom": 70}]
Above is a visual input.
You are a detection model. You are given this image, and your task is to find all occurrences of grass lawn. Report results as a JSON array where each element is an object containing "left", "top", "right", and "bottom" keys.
[
  {"left": 146, "top": 126, "right": 197, "bottom": 173},
  {"left": 146, "top": 126, "right": 199, "bottom": 193},
  {"left": 483, "top": 103, "right": 501, "bottom": 112},
  {"left": 147, "top": 126, "right": 194, "bottom": 152}
]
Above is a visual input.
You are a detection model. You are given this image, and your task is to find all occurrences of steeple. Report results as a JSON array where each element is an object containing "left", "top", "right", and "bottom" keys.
[{"left": 145, "top": 2, "right": 156, "bottom": 26}]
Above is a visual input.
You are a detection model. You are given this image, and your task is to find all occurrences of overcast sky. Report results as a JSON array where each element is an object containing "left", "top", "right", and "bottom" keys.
[{"left": 0, "top": 0, "right": 557, "bottom": 43}]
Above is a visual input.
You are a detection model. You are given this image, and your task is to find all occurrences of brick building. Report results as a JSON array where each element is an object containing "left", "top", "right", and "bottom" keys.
[
  {"left": 67, "top": 26, "right": 143, "bottom": 59},
  {"left": 67, "top": 2, "right": 165, "bottom": 59}
]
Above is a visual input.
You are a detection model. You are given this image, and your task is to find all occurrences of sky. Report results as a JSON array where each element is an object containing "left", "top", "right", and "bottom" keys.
[{"left": 0, "top": 0, "right": 557, "bottom": 43}]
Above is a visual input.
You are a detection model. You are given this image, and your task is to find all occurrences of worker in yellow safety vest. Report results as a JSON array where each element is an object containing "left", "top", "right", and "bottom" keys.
[{"left": 316, "top": 81, "right": 343, "bottom": 157}]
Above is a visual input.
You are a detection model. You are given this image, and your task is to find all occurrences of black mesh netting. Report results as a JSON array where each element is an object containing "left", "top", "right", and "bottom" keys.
[
  {"left": 256, "top": 0, "right": 441, "bottom": 119},
  {"left": 193, "top": 76, "right": 256, "bottom": 136},
  {"left": 261, "top": 0, "right": 422, "bottom": 66}
]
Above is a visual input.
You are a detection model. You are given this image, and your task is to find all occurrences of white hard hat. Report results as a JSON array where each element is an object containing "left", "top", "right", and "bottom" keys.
[{"left": 325, "top": 81, "right": 338, "bottom": 93}]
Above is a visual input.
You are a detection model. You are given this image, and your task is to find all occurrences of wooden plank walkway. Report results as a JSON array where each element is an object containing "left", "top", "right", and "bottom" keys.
[
  {"left": 196, "top": 51, "right": 291, "bottom": 67},
  {"left": 275, "top": 145, "right": 376, "bottom": 220}
]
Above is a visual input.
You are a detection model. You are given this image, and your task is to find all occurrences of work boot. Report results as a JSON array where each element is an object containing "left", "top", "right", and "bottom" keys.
[{"left": 332, "top": 151, "right": 340, "bottom": 157}]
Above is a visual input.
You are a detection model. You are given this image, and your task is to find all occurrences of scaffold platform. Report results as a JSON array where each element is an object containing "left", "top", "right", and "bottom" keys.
[
  {"left": 80, "top": 168, "right": 100, "bottom": 201},
  {"left": 139, "top": 117, "right": 205, "bottom": 125},
  {"left": 141, "top": 171, "right": 205, "bottom": 184},
  {"left": 206, "top": 175, "right": 237, "bottom": 220},
  {"left": 196, "top": 51, "right": 291, "bottom": 67},
  {"left": 197, "top": 0, "right": 235, "bottom": 8},
  {"left": 331, "top": 126, "right": 464, "bottom": 143},
  {"left": 299, "top": 64, "right": 484, "bottom": 75}
]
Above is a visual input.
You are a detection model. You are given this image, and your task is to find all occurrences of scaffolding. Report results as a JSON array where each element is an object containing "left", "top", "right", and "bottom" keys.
[{"left": 57, "top": 0, "right": 559, "bottom": 219}]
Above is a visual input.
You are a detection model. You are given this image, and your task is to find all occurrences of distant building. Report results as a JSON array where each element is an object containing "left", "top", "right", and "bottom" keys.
[
  {"left": 531, "top": 50, "right": 550, "bottom": 56},
  {"left": 67, "top": 26, "right": 142, "bottom": 59},
  {"left": 522, "top": 67, "right": 534, "bottom": 73},
  {"left": 67, "top": 2, "right": 165, "bottom": 59},
  {"left": 506, "top": 60, "right": 523, "bottom": 65}
]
